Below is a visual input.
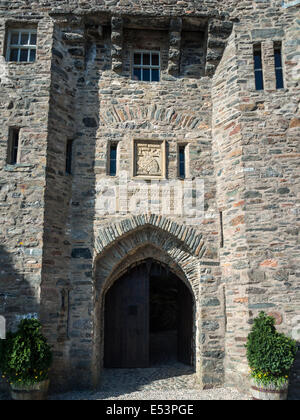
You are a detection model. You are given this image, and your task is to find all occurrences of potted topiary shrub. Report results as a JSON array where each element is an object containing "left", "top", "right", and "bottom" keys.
[
  {"left": 245, "top": 311, "right": 297, "bottom": 400},
  {"left": 0, "top": 318, "right": 52, "bottom": 400}
]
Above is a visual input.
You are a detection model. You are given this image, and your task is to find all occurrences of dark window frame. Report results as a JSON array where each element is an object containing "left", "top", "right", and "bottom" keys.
[
  {"left": 178, "top": 144, "right": 187, "bottom": 179},
  {"left": 132, "top": 50, "right": 160, "bottom": 82},
  {"left": 274, "top": 41, "right": 284, "bottom": 89},
  {"left": 253, "top": 43, "right": 264, "bottom": 91},
  {"left": 108, "top": 142, "right": 118, "bottom": 176},
  {"left": 5, "top": 28, "right": 37, "bottom": 63}
]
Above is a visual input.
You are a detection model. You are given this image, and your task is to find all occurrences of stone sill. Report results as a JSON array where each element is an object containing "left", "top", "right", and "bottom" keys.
[
  {"left": 247, "top": 87, "right": 290, "bottom": 97},
  {"left": 4, "top": 164, "right": 35, "bottom": 172},
  {"left": 6, "top": 61, "right": 37, "bottom": 67}
]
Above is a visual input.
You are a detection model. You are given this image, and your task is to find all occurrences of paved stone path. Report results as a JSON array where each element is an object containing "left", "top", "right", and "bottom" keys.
[
  {"left": 0, "top": 362, "right": 250, "bottom": 400},
  {"left": 48, "top": 362, "right": 250, "bottom": 400}
]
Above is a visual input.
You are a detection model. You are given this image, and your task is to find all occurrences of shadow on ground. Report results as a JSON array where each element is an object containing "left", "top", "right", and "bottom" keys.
[{"left": 49, "top": 360, "right": 197, "bottom": 400}]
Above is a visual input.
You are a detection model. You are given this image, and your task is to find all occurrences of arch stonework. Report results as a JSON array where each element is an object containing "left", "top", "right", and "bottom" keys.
[
  {"left": 94, "top": 214, "right": 205, "bottom": 257},
  {"left": 99, "top": 104, "right": 205, "bottom": 131},
  {"left": 92, "top": 215, "right": 225, "bottom": 389}
]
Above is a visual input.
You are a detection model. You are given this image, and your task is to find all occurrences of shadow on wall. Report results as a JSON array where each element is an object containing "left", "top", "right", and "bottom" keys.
[{"left": 0, "top": 244, "right": 38, "bottom": 395}]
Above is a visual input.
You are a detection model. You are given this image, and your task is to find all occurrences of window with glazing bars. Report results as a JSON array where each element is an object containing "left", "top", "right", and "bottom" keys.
[
  {"left": 132, "top": 51, "right": 160, "bottom": 82},
  {"left": 6, "top": 29, "right": 37, "bottom": 62},
  {"left": 274, "top": 42, "right": 284, "bottom": 89},
  {"left": 253, "top": 44, "right": 264, "bottom": 91},
  {"left": 109, "top": 143, "right": 118, "bottom": 176},
  {"left": 178, "top": 145, "right": 186, "bottom": 179}
]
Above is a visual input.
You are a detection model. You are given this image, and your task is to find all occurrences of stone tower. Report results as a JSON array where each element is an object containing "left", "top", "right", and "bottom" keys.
[{"left": 0, "top": 0, "right": 299, "bottom": 398}]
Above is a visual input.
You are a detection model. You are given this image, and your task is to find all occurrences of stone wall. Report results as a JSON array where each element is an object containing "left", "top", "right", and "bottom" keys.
[
  {"left": 39, "top": 22, "right": 82, "bottom": 389},
  {"left": 0, "top": 0, "right": 299, "bottom": 397},
  {"left": 0, "top": 13, "right": 53, "bottom": 391},
  {"left": 0, "top": 15, "right": 52, "bottom": 331},
  {"left": 212, "top": 29, "right": 251, "bottom": 390},
  {"left": 46, "top": 14, "right": 224, "bottom": 389},
  {"left": 212, "top": 9, "right": 300, "bottom": 398}
]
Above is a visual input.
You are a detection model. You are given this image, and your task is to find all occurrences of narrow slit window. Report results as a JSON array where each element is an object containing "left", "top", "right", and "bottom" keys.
[
  {"left": 61, "top": 289, "right": 66, "bottom": 311},
  {"left": 178, "top": 145, "right": 186, "bottom": 179},
  {"left": 274, "top": 42, "right": 284, "bottom": 89},
  {"left": 109, "top": 143, "right": 117, "bottom": 176},
  {"left": 65, "top": 139, "right": 73, "bottom": 175},
  {"left": 220, "top": 211, "right": 224, "bottom": 248},
  {"left": 7, "top": 127, "right": 20, "bottom": 164},
  {"left": 253, "top": 44, "right": 264, "bottom": 91}
]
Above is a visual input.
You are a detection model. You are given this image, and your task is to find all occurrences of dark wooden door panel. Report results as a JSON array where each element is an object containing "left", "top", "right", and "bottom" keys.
[
  {"left": 104, "top": 260, "right": 193, "bottom": 368},
  {"left": 104, "top": 263, "right": 149, "bottom": 368}
]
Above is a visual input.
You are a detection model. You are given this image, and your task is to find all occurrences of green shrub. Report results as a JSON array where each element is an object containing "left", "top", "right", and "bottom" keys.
[
  {"left": 245, "top": 312, "right": 297, "bottom": 388},
  {"left": 0, "top": 318, "right": 52, "bottom": 386}
]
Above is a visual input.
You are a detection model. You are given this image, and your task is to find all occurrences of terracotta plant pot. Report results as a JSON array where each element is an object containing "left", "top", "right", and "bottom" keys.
[
  {"left": 250, "top": 378, "right": 289, "bottom": 400},
  {"left": 10, "top": 379, "right": 50, "bottom": 400}
]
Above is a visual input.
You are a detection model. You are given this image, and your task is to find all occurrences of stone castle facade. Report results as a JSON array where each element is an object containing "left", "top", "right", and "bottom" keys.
[{"left": 0, "top": 0, "right": 299, "bottom": 398}]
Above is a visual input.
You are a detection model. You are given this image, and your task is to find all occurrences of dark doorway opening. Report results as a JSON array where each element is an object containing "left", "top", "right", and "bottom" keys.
[
  {"left": 104, "top": 259, "right": 193, "bottom": 368},
  {"left": 149, "top": 264, "right": 180, "bottom": 365}
]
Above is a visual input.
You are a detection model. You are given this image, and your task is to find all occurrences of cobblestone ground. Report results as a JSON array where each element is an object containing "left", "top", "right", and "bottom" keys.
[
  {"left": 48, "top": 362, "right": 250, "bottom": 400},
  {"left": 0, "top": 362, "right": 250, "bottom": 400}
]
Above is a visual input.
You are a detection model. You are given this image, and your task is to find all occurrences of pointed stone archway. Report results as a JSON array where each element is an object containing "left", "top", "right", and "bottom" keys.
[{"left": 92, "top": 215, "right": 224, "bottom": 389}]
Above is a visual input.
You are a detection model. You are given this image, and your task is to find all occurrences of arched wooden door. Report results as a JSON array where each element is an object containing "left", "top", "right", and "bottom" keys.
[
  {"left": 104, "top": 259, "right": 193, "bottom": 368},
  {"left": 104, "top": 262, "right": 149, "bottom": 368}
]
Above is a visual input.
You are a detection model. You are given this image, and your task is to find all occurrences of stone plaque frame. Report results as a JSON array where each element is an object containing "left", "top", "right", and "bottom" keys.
[{"left": 132, "top": 139, "right": 166, "bottom": 179}]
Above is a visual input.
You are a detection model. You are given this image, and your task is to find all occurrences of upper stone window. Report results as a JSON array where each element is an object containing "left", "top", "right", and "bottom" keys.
[
  {"left": 253, "top": 43, "right": 264, "bottom": 91},
  {"left": 6, "top": 29, "right": 37, "bottom": 62},
  {"left": 274, "top": 41, "right": 284, "bottom": 89},
  {"left": 132, "top": 51, "right": 160, "bottom": 82}
]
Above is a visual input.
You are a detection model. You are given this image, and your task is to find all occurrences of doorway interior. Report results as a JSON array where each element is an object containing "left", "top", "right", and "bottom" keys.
[{"left": 104, "top": 259, "right": 193, "bottom": 368}]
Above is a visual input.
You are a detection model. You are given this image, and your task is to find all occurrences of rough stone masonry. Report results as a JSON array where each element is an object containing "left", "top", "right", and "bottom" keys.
[{"left": 0, "top": 0, "right": 299, "bottom": 399}]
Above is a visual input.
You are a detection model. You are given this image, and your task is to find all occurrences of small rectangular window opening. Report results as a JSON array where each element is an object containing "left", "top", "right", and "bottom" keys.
[
  {"left": 6, "top": 29, "right": 37, "bottom": 63},
  {"left": 253, "top": 43, "right": 264, "bottom": 91},
  {"left": 109, "top": 143, "right": 118, "bottom": 176},
  {"left": 66, "top": 139, "right": 73, "bottom": 175},
  {"left": 132, "top": 51, "right": 160, "bottom": 82},
  {"left": 7, "top": 127, "right": 20, "bottom": 164},
  {"left": 178, "top": 145, "right": 186, "bottom": 179},
  {"left": 274, "top": 42, "right": 284, "bottom": 89}
]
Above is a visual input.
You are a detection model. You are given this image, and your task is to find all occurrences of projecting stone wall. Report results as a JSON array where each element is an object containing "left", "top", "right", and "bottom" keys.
[
  {"left": 212, "top": 10, "right": 300, "bottom": 398},
  {"left": 0, "top": 14, "right": 53, "bottom": 392},
  {"left": 0, "top": 15, "right": 53, "bottom": 329},
  {"left": 39, "top": 23, "right": 80, "bottom": 387},
  {"left": 53, "top": 22, "right": 223, "bottom": 389}
]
